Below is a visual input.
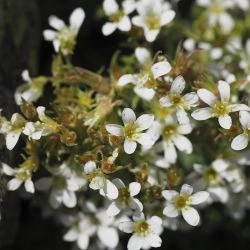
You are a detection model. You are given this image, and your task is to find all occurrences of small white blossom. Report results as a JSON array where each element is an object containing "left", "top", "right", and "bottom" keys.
[
  {"left": 191, "top": 80, "right": 250, "bottom": 129},
  {"left": 159, "top": 75, "right": 198, "bottom": 124},
  {"left": 231, "top": 111, "right": 250, "bottom": 150},
  {"left": 106, "top": 108, "right": 154, "bottom": 154},
  {"left": 43, "top": 8, "right": 85, "bottom": 55},
  {"left": 118, "top": 47, "right": 171, "bottom": 100},
  {"left": 162, "top": 184, "right": 209, "bottom": 226},
  {"left": 84, "top": 161, "right": 119, "bottom": 199},
  {"left": 119, "top": 213, "right": 163, "bottom": 250},
  {"left": 132, "top": 0, "right": 175, "bottom": 42},
  {"left": 2, "top": 163, "right": 35, "bottom": 193},
  {"left": 102, "top": 0, "right": 136, "bottom": 36},
  {"left": 107, "top": 178, "right": 143, "bottom": 216}
]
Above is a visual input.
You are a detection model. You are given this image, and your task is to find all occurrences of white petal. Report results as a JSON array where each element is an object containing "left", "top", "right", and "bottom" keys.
[
  {"left": 24, "top": 179, "right": 35, "bottom": 193},
  {"left": 6, "top": 130, "right": 22, "bottom": 150},
  {"left": 145, "top": 29, "right": 159, "bottom": 42},
  {"left": 212, "top": 159, "right": 229, "bottom": 172},
  {"left": 1, "top": 163, "right": 15, "bottom": 176},
  {"left": 69, "top": 8, "right": 85, "bottom": 30},
  {"left": 127, "top": 235, "right": 143, "bottom": 250},
  {"left": 151, "top": 61, "right": 171, "bottom": 79},
  {"left": 190, "top": 191, "right": 209, "bottom": 205},
  {"left": 231, "top": 134, "right": 249, "bottom": 151},
  {"left": 218, "top": 13, "right": 234, "bottom": 33},
  {"left": 183, "top": 92, "right": 199, "bottom": 106},
  {"left": 176, "top": 109, "right": 190, "bottom": 124},
  {"left": 163, "top": 141, "right": 177, "bottom": 164},
  {"left": 103, "top": 0, "right": 119, "bottom": 15},
  {"left": 159, "top": 96, "right": 171, "bottom": 107},
  {"left": 239, "top": 111, "right": 250, "bottom": 128},
  {"left": 160, "top": 10, "right": 175, "bottom": 26},
  {"left": 124, "top": 139, "right": 137, "bottom": 154},
  {"left": 43, "top": 30, "right": 57, "bottom": 41},
  {"left": 145, "top": 234, "right": 162, "bottom": 248},
  {"left": 129, "top": 198, "right": 143, "bottom": 211},
  {"left": 132, "top": 16, "right": 144, "bottom": 27},
  {"left": 182, "top": 206, "right": 200, "bottom": 226},
  {"left": 118, "top": 74, "right": 137, "bottom": 86},
  {"left": 173, "top": 135, "right": 193, "bottom": 154},
  {"left": 112, "top": 178, "right": 125, "bottom": 188},
  {"left": 178, "top": 123, "right": 192, "bottom": 135},
  {"left": 97, "top": 227, "right": 119, "bottom": 248},
  {"left": 218, "top": 115, "right": 232, "bottom": 129},
  {"left": 107, "top": 202, "right": 121, "bottom": 216},
  {"left": 129, "top": 182, "right": 141, "bottom": 196},
  {"left": 180, "top": 184, "right": 193, "bottom": 195},
  {"left": 105, "top": 124, "right": 123, "bottom": 136},
  {"left": 48, "top": 15, "right": 65, "bottom": 30},
  {"left": 191, "top": 107, "right": 212, "bottom": 120},
  {"left": 118, "top": 16, "right": 131, "bottom": 31},
  {"left": 63, "top": 229, "right": 78, "bottom": 242},
  {"left": 147, "top": 216, "right": 162, "bottom": 233},
  {"left": 63, "top": 190, "right": 77, "bottom": 208},
  {"left": 218, "top": 80, "right": 230, "bottom": 102},
  {"left": 136, "top": 114, "right": 154, "bottom": 131},
  {"left": 135, "top": 47, "right": 151, "bottom": 66},
  {"left": 119, "top": 221, "right": 134, "bottom": 233},
  {"left": 231, "top": 104, "right": 250, "bottom": 112},
  {"left": 170, "top": 75, "right": 185, "bottom": 94},
  {"left": 197, "top": 89, "right": 217, "bottom": 105},
  {"left": 163, "top": 203, "right": 179, "bottom": 217},
  {"left": 84, "top": 161, "right": 96, "bottom": 174},
  {"left": 104, "top": 179, "right": 119, "bottom": 199},
  {"left": 134, "top": 87, "right": 155, "bottom": 100},
  {"left": 122, "top": 108, "right": 136, "bottom": 124},
  {"left": 102, "top": 22, "right": 117, "bottom": 36},
  {"left": 162, "top": 190, "right": 179, "bottom": 201},
  {"left": 53, "top": 40, "right": 60, "bottom": 52},
  {"left": 77, "top": 233, "right": 89, "bottom": 250},
  {"left": 7, "top": 178, "right": 22, "bottom": 191},
  {"left": 21, "top": 70, "right": 31, "bottom": 82}
]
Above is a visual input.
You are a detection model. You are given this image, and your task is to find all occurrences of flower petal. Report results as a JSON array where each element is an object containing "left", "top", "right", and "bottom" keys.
[
  {"left": 63, "top": 190, "right": 77, "bottom": 208},
  {"left": 180, "top": 184, "right": 193, "bottom": 195},
  {"left": 6, "top": 130, "right": 22, "bottom": 150},
  {"left": 239, "top": 111, "right": 250, "bottom": 128},
  {"left": 134, "top": 87, "right": 155, "bottom": 101},
  {"left": 103, "top": 0, "right": 119, "bottom": 15},
  {"left": 63, "top": 229, "right": 78, "bottom": 242},
  {"left": 218, "top": 115, "right": 232, "bottom": 129},
  {"left": 118, "top": 74, "right": 136, "bottom": 86},
  {"left": 170, "top": 76, "right": 185, "bottom": 94},
  {"left": 173, "top": 135, "right": 193, "bottom": 154},
  {"left": 103, "top": 179, "right": 119, "bottom": 199},
  {"left": 69, "top": 8, "right": 85, "bottom": 30},
  {"left": 127, "top": 235, "right": 143, "bottom": 250},
  {"left": 145, "top": 234, "right": 162, "bottom": 248},
  {"left": 48, "top": 15, "right": 65, "bottom": 30},
  {"left": 231, "top": 133, "right": 249, "bottom": 151},
  {"left": 159, "top": 96, "right": 171, "bottom": 107},
  {"left": 197, "top": 89, "right": 217, "bottom": 105},
  {"left": 107, "top": 202, "right": 120, "bottom": 216},
  {"left": 183, "top": 92, "right": 199, "bottom": 106},
  {"left": 1, "top": 163, "right": 15, "bottom": 176},
  {"left": 97, "top": 226, "right": 119, "bottom": 249},
  {"left": 124, "top": 139, "right": 137, "bottom": 154},
  {"left": 218, "top": 80, "right": 230, "bottom": 102},
  {"left": 105, "top": 124, "right": 123, "bottom": 136},
  {"left": 136, "top": 114, "right": 154, "bottom": 131},
  {"left": 129, "top": 182, "right": 141, "bottom": 196},
  {"left": 122, "top": 108, "right": 136, "bottom": 124},
  {"left": 151, "top": 61, "right": 171, "bottom": 79},
  {"left": 190, "top": 191, "right": 209, "bottom": 205},
  {"left": 231, "top": 104, "right": 250, "bottom": 112},
  {"left": 118, "top": 16, "right": 131, "bottom": 31},
  {"left": 182, "top": 206, "right": 200, "bottom": 226},
  {"left": 163, "top": 203, "right": 179, "bottom": 217},
  {"left": 135, "top": 47, "right": 151, "bottom": 66},
  {"left": 102, "top": 22, "right": 117, "bottom": 36},
  {"left": 163, "top": 141, "right": 177, "bottom": 164},
  {"left": 119, "top": 221, "right": 134, "bottom": 233},
  {"left": 160, "top": 10, "right": 175, "bottom": 26},
  {"left": 191, "top": 107, "right": 212, "bottom": 120},
  {"left": 24, "top": 179, "right": 35, "bottom": 193},
  {"left": 77, "top": 233, "right": 90, "bottom": 250},
  {"left": 162, "top": 190, "right": 179, "bottom": 201},
  {"left": 7, "top": 178, "right": 22, "bottom": 191},
  {"left": 43, "top": 30, "right": 57, "bottom": 41}
]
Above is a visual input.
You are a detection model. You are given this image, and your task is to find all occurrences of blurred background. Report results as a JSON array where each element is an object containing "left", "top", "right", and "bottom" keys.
[{"left": 0, "top": 0, "right": 250, "bottom": 249}]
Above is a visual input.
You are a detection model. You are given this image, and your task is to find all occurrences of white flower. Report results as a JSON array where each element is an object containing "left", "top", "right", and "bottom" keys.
[
  {"left": 105, "top": 108, "right": 154, "bottom": 154},
  {"left": 119, "top": 213, "right": 163, "bottom": 250},
  {"left": 4, "top": 113, "right": 26, "bottom": 150},
  {"left": 159, "top": 75, "right": 198, "bottom": 124},
  {"left": 191, "top": 80, "right": 250, "bottom": 129},
  {"left": 107, "top": 178, "right": 143, "bottom": 216},
  {"left": 84, "top": 161, "right": 119, "bottom": 199},
  {"left": 43, "top": 8, "right": 85, "bottom": 55},
  {"left": 14, "top": 70, "right": 46, "bottom": 105},
  {"left": 162, "top": 184, "right": 209, "bottom": 226},
  {"left": 1, "top": 163, "right": 35, "bottom": 193},
  {"left": 150, "top": 117, "right": 193, "bottom": 164},
  {"left": 231, "top": 111, "right": 250, "bottom": 150},
  {"left": 132, "top": 0, "right": 175, "bottom": 42},
  {"left": 118, "top": 47, "right": 171, "bottom": 100},
  {"left": 102, "top": 0, "right": 136, "bottom": 36},
  {"left": 22, "top": 122, "right": 44, "bottom": 140},
  {"left": 196, "top": 0, "right": 234, "bottom": 33}
]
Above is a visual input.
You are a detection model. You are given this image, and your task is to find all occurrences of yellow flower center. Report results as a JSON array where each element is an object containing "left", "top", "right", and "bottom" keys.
[
  {"left": 210, "top": 3, "right": 224, "bottom": 14},
  {"left": 118, "top": 187, "right": 131, "bottom": 204},
  {"left": 163, "top": 124, "right": 177, "bottom": 139},
  {"left": 174, "top": 195, "right": 190, "bottom": 210},
  {"left": 110, "top": 11, "right": 124, "bottom": 23},
  {"left": 211, "top": 102, "right": 230, "bottom": 117},
  {"left": 57, "top": 28, "right": 76, "bottom": 55},
  {"left": 123, "top": 123, "right": 139, "bottom": 140},
  {"left": 145, "top": 15, "right": 160, "bottom": 30},
  {"left": 144, "top": 74, "right": 157, "bottom": 89},
  {"left": 134, "top": 221, "right": 151, "bottom": 236},
  {"left": 204, "top": 167, "right": 219, "bottom": 184},
  {"left": 169, "top": 93, "right": 185, "bottom": 108},
  {"left": 16, "top": 170, "right": 31, "bottom": 181}
]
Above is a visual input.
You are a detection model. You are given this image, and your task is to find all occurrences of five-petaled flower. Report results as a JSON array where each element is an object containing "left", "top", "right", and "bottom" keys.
[{"left": 105, "top": 108, "right": 155, "bottom": 154}]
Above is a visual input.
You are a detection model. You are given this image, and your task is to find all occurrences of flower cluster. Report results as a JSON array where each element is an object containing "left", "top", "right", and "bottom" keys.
[{"left": 1, "top": 1, "right": 250, "bottom": 250}]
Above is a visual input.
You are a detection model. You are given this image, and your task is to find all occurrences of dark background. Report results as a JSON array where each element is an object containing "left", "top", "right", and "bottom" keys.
[{"left": 0, "top": 0, "right": 250, "bottom": 249}]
